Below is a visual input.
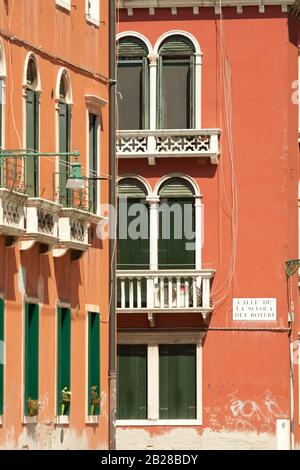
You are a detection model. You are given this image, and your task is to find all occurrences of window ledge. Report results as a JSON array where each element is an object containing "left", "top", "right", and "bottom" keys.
[
  {"left": 86, "top": 415, "right": 100, "bottom": 425},
  {"left": 56, "top": 0, "right": 71, "bottom": 12},
  {"left": 56, "top": 415, "right": 70, "bottom": 425},
  {"left": 86, "top": 15, "right": 100, "bottom": 27},
  {"left": 116, "top": 419, "right": 202, "bottom": 426},
  {"left": 23, "top": 416, "right": 38, "bottom": 424}
]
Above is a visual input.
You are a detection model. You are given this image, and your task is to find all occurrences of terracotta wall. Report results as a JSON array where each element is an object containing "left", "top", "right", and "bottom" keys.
[{"left": 0, "top": 0, "right": 109, "bottom": 449}]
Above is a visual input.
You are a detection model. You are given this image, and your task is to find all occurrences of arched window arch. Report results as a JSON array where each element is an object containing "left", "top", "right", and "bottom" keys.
[
  {"left": 117, "top": 36, "right": 149, "bottom": 130},
  {"left": 157, "top": 35, "right": 195, "bottom": 130},
  {"left": 25, "top": 55, "right": 40, "bottom": 197},
  {"left": 157, "top": 177, "right": 196, "bottom": 269},
  {"left": 57, "top": 69, "right": 72, "bottom": 206}
]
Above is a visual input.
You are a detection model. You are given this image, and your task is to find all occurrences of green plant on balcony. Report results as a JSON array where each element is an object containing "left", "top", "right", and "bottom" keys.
[
  {"left": 60, "top": 387, "right": 72, "bottom": 416},
  {"left": 90, "top": 385, "right": 100, "bottom": 416},
  {"left": 27, "top": 398, "right": 41, "bottom": 417}
]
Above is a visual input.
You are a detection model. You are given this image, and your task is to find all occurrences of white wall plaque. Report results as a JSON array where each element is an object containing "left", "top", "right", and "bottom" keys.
[{"left": 233, "top": 298, "right": 277, "bottom": 321}]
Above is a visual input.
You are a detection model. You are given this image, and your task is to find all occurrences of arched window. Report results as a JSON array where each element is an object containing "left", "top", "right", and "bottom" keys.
[
  {"left": 158, "top": 177, "right": 195, "bottom": 269},
  {"left": 117, "top": 37, "right": 149, "bottom": 130},
  {"left": 58, "top": 71, "right": 72, "bottom": 206},
  {"left": 25, "top": 57, "right": 39, "bottom": 197},
  {"left": 157, "top": 35, "right": 195, "bottom": 130}
]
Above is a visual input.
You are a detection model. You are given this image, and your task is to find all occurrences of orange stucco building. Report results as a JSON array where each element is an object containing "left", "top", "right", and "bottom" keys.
[{"left": 0, "top": 0, "right": 110, "bottom": 449}]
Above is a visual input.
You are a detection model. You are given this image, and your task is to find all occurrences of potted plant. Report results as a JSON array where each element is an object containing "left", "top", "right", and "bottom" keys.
[
  {"left": 27, "top": 398, "right": 41, "bottom": 417},
  {"left": 60, "top": 387, "right": 72, "bottom": 415},
  {"left": 90, "top": 385, "right": 100, "bottom": 416}
]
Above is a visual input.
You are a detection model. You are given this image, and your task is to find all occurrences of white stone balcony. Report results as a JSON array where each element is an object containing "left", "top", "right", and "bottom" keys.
[
  {"left": 20, "top": 198, "right": 62, "bottom": 250},
  {"left": 116, "top": 129, "right": 221, "bottom": 165},
  {"left": 0, "top": 188, "right": 28, "bottom": 238},
  {"left": 117, "top": 269, "right": 215, "bottom": 321},
  {"left": 53, "top": 208, "right": 102, "bottom": 256}
]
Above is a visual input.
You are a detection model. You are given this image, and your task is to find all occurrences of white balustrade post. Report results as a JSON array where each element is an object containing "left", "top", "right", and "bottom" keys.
[
  {"left": 202, "top": 276, "right": 210, "bottom": 309},
  {"left": 195, "top": 196, "right": 202, "bottom": 271}
]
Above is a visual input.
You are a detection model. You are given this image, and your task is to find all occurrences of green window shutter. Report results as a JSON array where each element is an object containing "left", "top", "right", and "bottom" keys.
[
  {"left": 159, "top": 36, "right": 195, "bottom": 57},
  {"left": 0, "top": 298, "right": 4, "bottom": 415},
  {"left": 26, "top": 89, "right": 39, "bottom": 197},
  {"left": 118, "top": 38, "right": 148, "bottom": 58},
  {"left": 159, "top": 344, "right": 196, "bottom": 419},
  {"left": 158, "top": 35, "right": 195, "bottom": 130},
  {"left": 117, "top": 37, "right": 149, "bottom": 130},
  {"left": 59, "top": 103, "right": 71, "bottom": 207},
  {"left": 88, "top": 113, "right": 98, "bottom": 214},
  {"left": 57, "top": 307, "right": 71, "bottom": 416},
  {"left": 88, "top": 312, "right": 100, "bottom": 416},
  {"left": 24, "top": 303, "right": 39, "bottom": 416},
  {"left": 117, "top": 345, "right": 147, "bottom": 419},
  {"left": 158, "top": 198, "right": 195, "bottom": 270}
]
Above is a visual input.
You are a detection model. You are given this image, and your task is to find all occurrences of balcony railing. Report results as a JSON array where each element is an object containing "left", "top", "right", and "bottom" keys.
[
  {"left": 116, "top": 129, "right": 221, "bottom": 165},
  {"left": 117, "top": 269, "right": 215, "bottom": 316}
]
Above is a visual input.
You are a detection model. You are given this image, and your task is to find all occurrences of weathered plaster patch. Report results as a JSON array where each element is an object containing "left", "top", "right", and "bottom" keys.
[
  {"left": 0, "top": 423, "right": 108, "bottom": 450},
  {"left": 37, "top": 274, "right": 44, "bottom": 303},
  {"left": 116, "top": 427, "right": 276, "bottom": 450},
  {"left": 18, "top": 266, "right": 26, "bottom": 294}
]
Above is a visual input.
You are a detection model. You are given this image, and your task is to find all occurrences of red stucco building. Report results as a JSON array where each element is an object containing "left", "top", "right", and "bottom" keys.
[{"left": 115, "top": 0, "right": 300, "bottom": 450}]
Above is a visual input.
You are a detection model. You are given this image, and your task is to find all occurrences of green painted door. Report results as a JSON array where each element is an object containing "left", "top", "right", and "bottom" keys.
[
  {"left": 88, "top": 312, "right": 100, "bottom": 416},
  {"left": 117, "top": 344, "right": 147, "bottom": 419},
  {"left": 57, "top": 307, "right": 71, "bottom": 415},
  {"left": 24, "top": 303, "right": 39, "bottom": 415},
  {"left": 26, "top": 88, "right": 39, "bottom": 197},
  {"left": 159, "top": 344, "right": 196, "bottom": 419}
]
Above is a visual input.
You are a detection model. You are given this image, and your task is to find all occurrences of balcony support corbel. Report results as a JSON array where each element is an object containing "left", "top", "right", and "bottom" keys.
[
  {"left": 53, "top": 247, "right": 69, "bottom": 258},
  {"left": 20, "top": 239, "right": 36, "bottom": 251},
  {"left": 148, "top": 311, "right": 156, "bottom": 328}
]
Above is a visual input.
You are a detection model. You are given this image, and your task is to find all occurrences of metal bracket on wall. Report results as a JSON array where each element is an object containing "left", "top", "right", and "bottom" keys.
[{"left": 285, "top": 259, "right": 300, "bottom": 277}]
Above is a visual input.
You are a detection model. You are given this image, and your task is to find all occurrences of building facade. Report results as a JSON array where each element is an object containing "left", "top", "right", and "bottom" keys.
[
  {"left": 116, "top": 1, "right": 300, "bottom": 450},
  {"left": 0, "top": 0, "right": 110, "bottom": 449}
]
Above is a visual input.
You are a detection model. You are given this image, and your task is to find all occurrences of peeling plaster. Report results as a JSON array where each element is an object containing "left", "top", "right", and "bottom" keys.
[
  {"left": 116, "top": 428, "right": 276, "bottom": 450},
  {"left": 0, "top": 424, "right": 108, "bottom": 450}
]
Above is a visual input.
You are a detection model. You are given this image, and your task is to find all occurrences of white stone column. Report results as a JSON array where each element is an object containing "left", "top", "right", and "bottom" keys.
[
  {"left": 194, "top": 52, "right": 203, "bottom": 129},
  {"left": 147, "top": 53, "right": 159, "bottom": 131},
  {"left": 147, "top": 344, "right": 159, "bottom": 420},
  {"left": 195, "top": 195, "right": 202, "bottom": 270},
  {"left": 147, "top": 196, "right": 160, "bottom": 271}
]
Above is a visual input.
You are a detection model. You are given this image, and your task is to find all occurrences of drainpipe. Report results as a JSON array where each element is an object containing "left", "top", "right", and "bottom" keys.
[{"left": 109, "top": 0, "right": 117, "bottom": 451}]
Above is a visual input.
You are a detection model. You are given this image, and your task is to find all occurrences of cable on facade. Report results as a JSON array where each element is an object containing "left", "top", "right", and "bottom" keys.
[{"left": 0, "top": 28, "right": 109, "bottom": 85}]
